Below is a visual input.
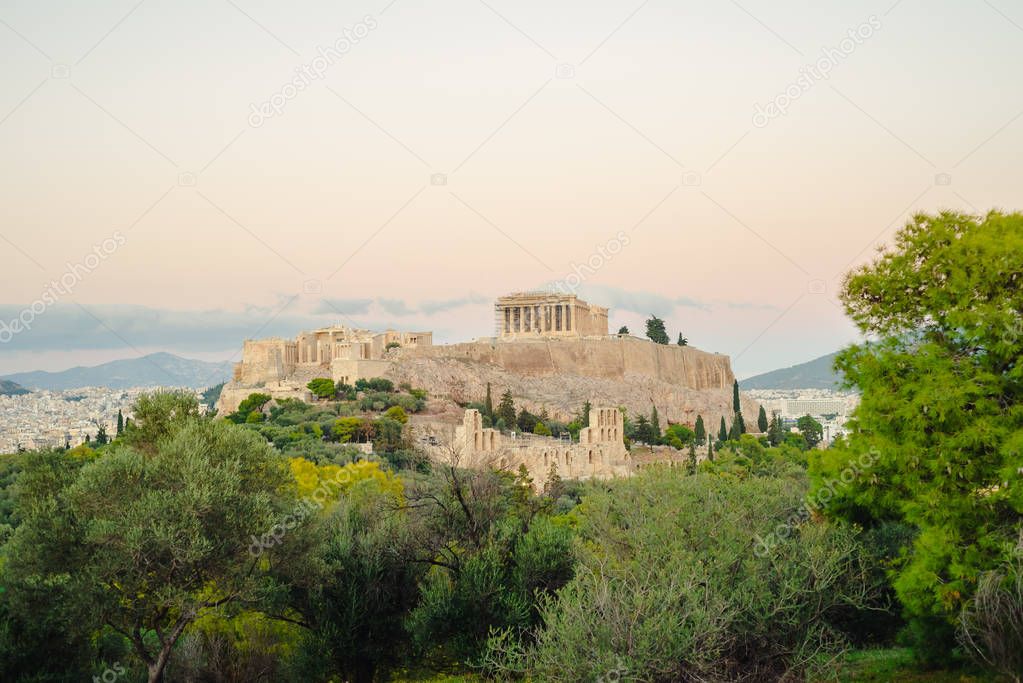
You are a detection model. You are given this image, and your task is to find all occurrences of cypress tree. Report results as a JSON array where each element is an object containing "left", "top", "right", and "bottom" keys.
[
  {"left": 649, "top": 406, "right": 661, "bottom": 444},
  {"left": 757, "top": 405, "right": 768, "bottom": 433},
  {"left": 484, "top": 383, "right": 494, "bottom": 419},
  {"left": 707, "top": 438, "right": 714, "bottom": 462},
  {"left": 116, "top": 409, "right": 124, "bottom": 436},
  {"left": 582, "top": 400, "right": 591, "bottom": 427},
  {"left": 718, "top": 416, "right": 728, "bottom": 442},
  {"left": 687, "top": 443, "right": 697, "bottom": 474},
  {"left": 694, "top": 414, "right": 706, "bottom": 445},
  {"left": 732, "top": 379, "right": 741, "bottom": 413}
]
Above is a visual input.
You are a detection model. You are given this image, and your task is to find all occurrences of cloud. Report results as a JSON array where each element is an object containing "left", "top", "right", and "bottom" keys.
[
  {"left": 574, "top": 284, "right": 712, "bottom": 317},
  {"left": 0, "top": 303, "right": 323, "bottom": 353},
  {"left": 312, "top": 298, "right": 374, "bottom": 316},
  {"left": 419, "top": 293, "right": 489, "bottom": 315},
  {"left": 377, "top": 298, "right": 415, "bottom": 316}
]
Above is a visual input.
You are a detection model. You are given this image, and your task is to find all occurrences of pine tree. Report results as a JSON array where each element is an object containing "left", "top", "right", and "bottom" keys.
[
  {"left": 694, "top": 415, "right": 706, "bottom": 445},
  {"left": 719, "top": 416, "right": 728, "bottom": 442},
  {"left": 757, "top": 405, "right": 768, "bottom": 433},
  {"left": 484, "top": 383, "right": 494, "bottom": 420},
  {"left": 644, "top": 315, "right": 669, "bottom": 344},
  {"left": 617, "top": 325, "right": 629, "bottom": 335},
  {"left": 116, "top": 409, "right": 124, "bottom": 436},
  {"left": 732, "top": 380, "right": 741, "bottom": 413},
  {"left": 497, "top": 390, "right": 516, "bottom": 428},
  {"left": 95, "top": 426, "right": 109, "bottom": 446}
]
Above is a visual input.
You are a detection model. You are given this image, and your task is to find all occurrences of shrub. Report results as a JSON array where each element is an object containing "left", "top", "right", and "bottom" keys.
[{"left": 484, "top": 469, "right": 881, "bottom": 681}]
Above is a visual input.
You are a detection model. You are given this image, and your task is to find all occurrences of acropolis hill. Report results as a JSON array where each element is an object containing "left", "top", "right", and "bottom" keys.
[{"left": 217, "top": 292, "right": 759, "bottom": 431}]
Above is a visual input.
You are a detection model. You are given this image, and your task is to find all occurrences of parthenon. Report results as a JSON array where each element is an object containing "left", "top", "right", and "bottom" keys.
[{"left": 495, "top": 292, "right": 608, "bottom": 339}]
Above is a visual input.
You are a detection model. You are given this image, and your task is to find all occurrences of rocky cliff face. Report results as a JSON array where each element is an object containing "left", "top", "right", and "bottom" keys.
[{"left": 390, "top": 337, "right": 759, "bottom": 431}]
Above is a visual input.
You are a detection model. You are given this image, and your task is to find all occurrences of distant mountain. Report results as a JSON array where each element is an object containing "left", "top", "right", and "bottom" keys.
[
  {"left": 1, "top": 353, "right": 233, "bottom": 391},
  {"left": 741, "top": 352, "right": 844, "bottom": 390},
  {"left": 0, "top": 379, "right": 29, "bottom": 396}
]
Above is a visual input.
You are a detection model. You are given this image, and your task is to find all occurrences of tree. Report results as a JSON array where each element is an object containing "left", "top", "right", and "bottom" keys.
[
  {"left": 757, "top": 405, "right": 769, "bottom": 433},
  {"left": 729, "top": 412, "right": 746, "bottom": 440},
  {"left": 644, "top": 315, "right": 669, "bottom": 344},
  {"left": 116, "top": 409, "right": 124, "bottom": 436},
  {"left": 384, "top": 405, "right": 408, "bottom": 424},
  {"left": 307, "top": 378, "right": 336, "bottom": 400},
  {"left": 767, "top": 414, "right": 785, "bottom": 446},
  {"left": 333, "top": 416, "right": 362, "bottom": 443},
  {"left": 706, "top": 438, "right": 714, "bottom": 462},
  {"left": 677, "top": 333, "right": 688, "bottom": 346},
  {"left": 809, "top": 211, "right": 1023, "bottom": 657},
  {"left": 3, "top": 399, "right": 295, "bottom": 683},
  {"left": 687, "top": 443, "right": 697, "bottom": 474},
  {"left": 497, "top": 390, "right": 517, "bottom": 428},
  {"left": 617, "top": 325, "right": 629, "bottom": 335},
  {"left": 796, "top": 415, "right": 822, "bottom": 449},
  {"left": 94, "top": 425, "right": 109, "bottom": 446},
  {"left": 694, "top": 415, "right": 706, "bottom": 445},
  {"left": 517, "top": 408, "right": 539, "bottom": 434},
  {"left": 533, "top": 421, "right": 552, "bottom": 436},
  {"left": 484, "top": 382, "right": 494, "bottom": 420},
  {"left": 732, "top": 380, "right": 741, "bottom": 413},
  {"left": 649, "top": 406, "right": 662, "bottom": 444},
  {"left": 581, "top": 400, "right": 591, "bottom": 428},
  {"left": 718, "top": 416, "right": 728, "bottom": 443}
]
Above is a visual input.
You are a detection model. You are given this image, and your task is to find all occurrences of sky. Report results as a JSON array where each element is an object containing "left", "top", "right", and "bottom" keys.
[{"left": 1, "top": 0, "right": 1021, "bottom": 378}]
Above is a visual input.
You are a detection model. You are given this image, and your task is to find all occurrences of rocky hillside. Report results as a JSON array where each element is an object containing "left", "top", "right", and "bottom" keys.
[{"left": 389, "top": 338, "right": 760, "bottom": 431}]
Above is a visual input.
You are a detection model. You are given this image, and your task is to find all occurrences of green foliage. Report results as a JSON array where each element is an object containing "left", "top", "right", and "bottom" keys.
[
  {"left": 385, "top": 405, "right": 409, "bottom": 424},
  {"left": 729, "top": 412, "right": 746, "bottom": 440},
  {"left": 355, "top": 377, "right": 394, "bottom": 392},
  {"left": 677, "top": 332, "right": 687, "bottom": 346},
  {"left": 810, "top": 210, "right": 1023, "bottom": 660},
  {"left": 484, "top": 469, "right": 880, "bottom": 681},
  {"left": 664, "top": 423, "right": 695, "bottom": 449},
  {"left": 484, "top": 382, "right": 493, "bottom": 420},
  {"left": 497, "top": 390, "right": 516, "bottom": 428},
  {"left": 517, "top": 408, "right": 539, "bottom": 434},
  {"left": 617, "top": 325, "right": 629, "bottom": 334},
  {"left": 644, "top": 315, "right": 669, "bottom": 344},
  {"left": 733, "top": 379, "right": 741, "bottom": 413},
  {"left": 533, "top": 421, "right": 551, "bottom": 436},
  {"left": 797, "top": 414, "right": 823, "bottom": 448},
  {"left": 307, "top": 377, "right": 336, "bottom": 400},
  {"left": 694, "top": 414, "right": 706, "bottom": 445},
  {"left": 758, "top": 405, "right": 769, "bottom": 433},
  {"left": 719, "top": 416, "right": 728, "bottom": 443},
  {"left": 2, "top": 398, "right": 296, "bottom": 682}
]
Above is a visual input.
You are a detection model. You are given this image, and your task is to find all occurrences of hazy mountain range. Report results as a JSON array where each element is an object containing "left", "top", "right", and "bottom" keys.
[
  {"left": 0, "top": 353, "right": 233, "bottom": 391},
  {"left": 740, "top": 352, "right": 844, "bottom": 390},
  {"left": 0, "top": 379, "right": 28, "bottom": 396}
]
